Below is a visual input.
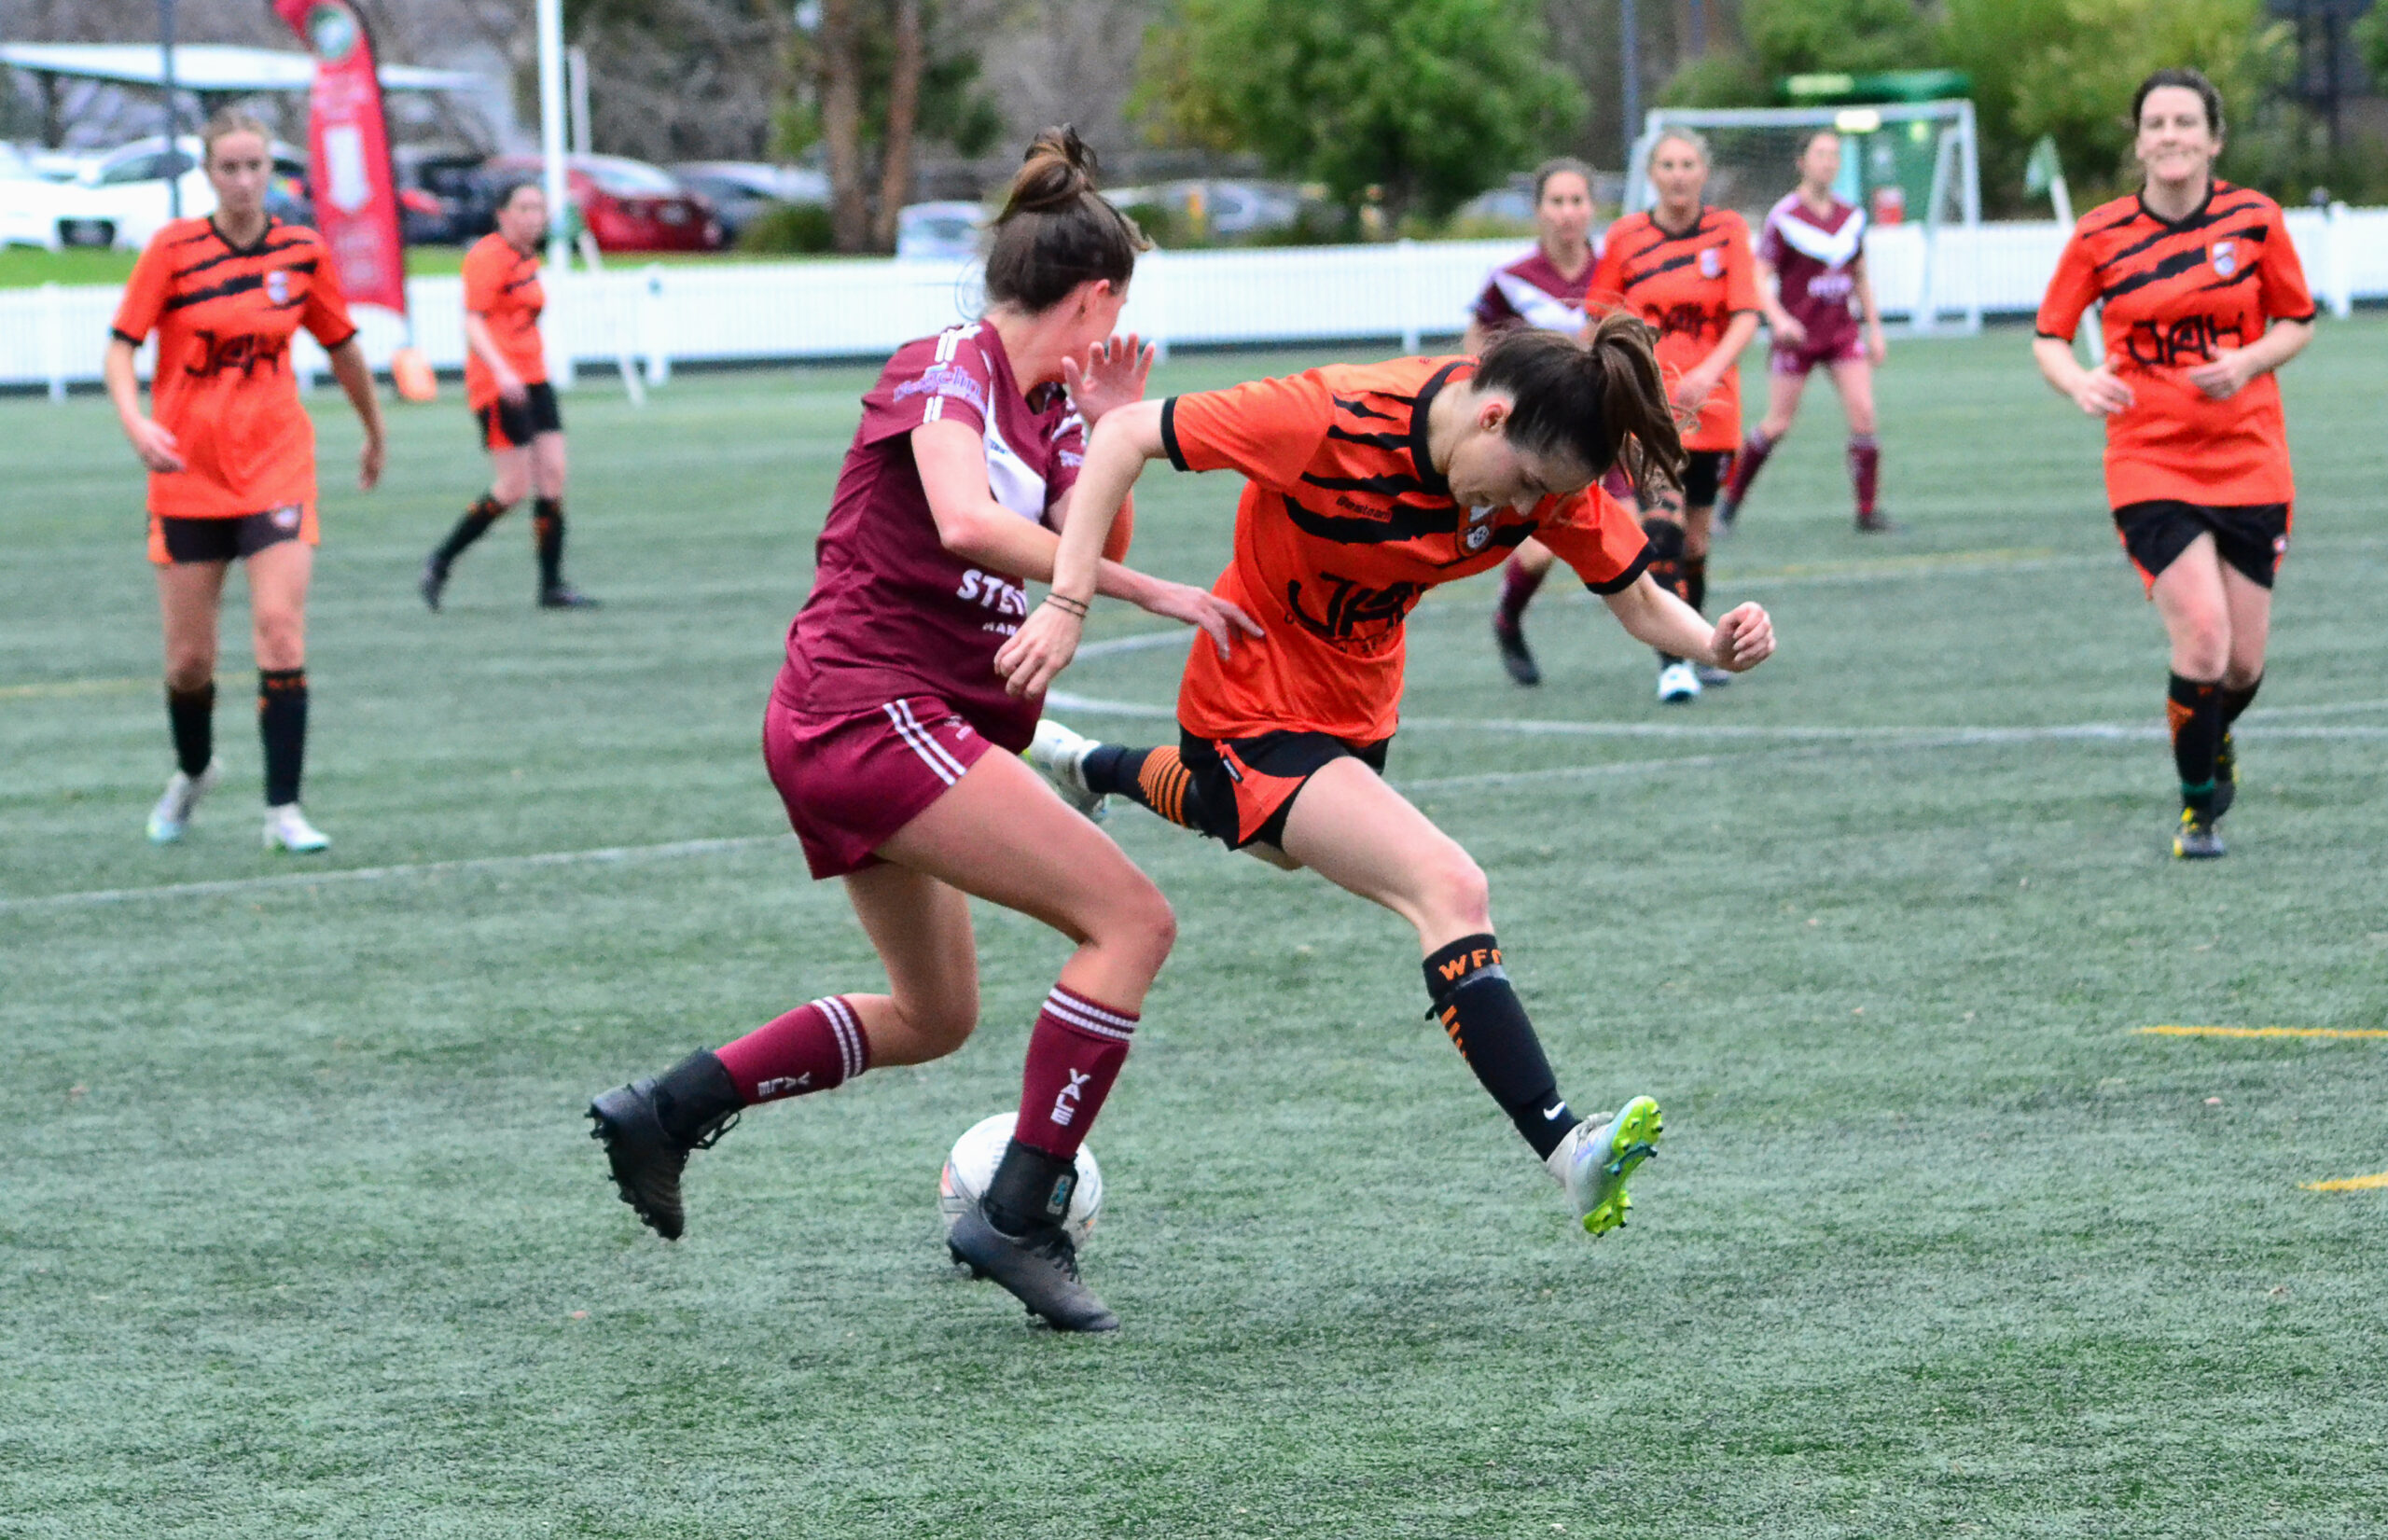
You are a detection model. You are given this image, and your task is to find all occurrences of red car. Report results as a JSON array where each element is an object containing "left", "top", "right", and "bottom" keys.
[{"left": 484, "top": 154, "right": 722, "bottom": 254}]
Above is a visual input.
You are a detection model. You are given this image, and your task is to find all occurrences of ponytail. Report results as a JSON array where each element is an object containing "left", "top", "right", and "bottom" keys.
[
  {"left": 1476, "top": 314, "right": 1686, "bottom": 495},
  {"left": 983, "top": 125, "right": 1150, "bottom": 314}
]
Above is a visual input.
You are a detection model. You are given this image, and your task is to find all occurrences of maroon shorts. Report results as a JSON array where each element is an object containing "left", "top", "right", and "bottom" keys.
[
  {"left": 763, "top": 692, "right": 995, "bottom": 879},
  {"left": 1770, "top": 329, "right": 1867, "bottom": 377}
]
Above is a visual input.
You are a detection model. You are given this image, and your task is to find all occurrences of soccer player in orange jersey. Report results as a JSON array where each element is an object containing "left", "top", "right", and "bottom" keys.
[
  {"left": 104, "top": 109, "right": 386, "bottom": 853},
  {"left": 1015, "top": 319, "right": 1777, "bottom": 1242},
  {"left": 2034, "top": 69, "right": 2314, "bottom": 859},
  {"left": 420, "top": 181, "right": 594, "bottom": 610}
]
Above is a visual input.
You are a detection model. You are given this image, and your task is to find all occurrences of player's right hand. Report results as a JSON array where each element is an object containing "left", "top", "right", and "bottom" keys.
[
  {"left": 1139, "top": 579, "right": 1263, "bottom": 660},
  {"left": 2068, "top": 366, "right": 2133, "bottom": 417},
  {"left": 128, "top": 418, "right": 185, "bottom": 474},
  {"left": 994, "top": 599, "right": 1085, "bottom": 699},
  {"left": 1770, "top": 313, "right": 1808, "bottom": 347},
  {"left": 498, "top": 373, "right": 529, "bottom": 406}
]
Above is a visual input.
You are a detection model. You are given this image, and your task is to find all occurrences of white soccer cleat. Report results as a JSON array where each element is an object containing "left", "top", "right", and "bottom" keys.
[
  {"left": 1025, "top": 717, "right": 1109, "bottom": 822},
  {"left": 1547, "top": 1095, "right": 1663, "bottom": 1237},
  {"left": 146, "top": 761, "right": 219, "bottom": 844},
  {"left": 262, "top": 802, "right": 331, "bottom": 853},
  {"left": 1657, "top": 661, "right": 1702, "bottom": 704}
]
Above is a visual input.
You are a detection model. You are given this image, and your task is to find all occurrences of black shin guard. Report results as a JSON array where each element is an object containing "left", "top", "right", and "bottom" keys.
[
  {"left": 1682, "top": 552, "right": 1708, "bottom": 615},
  {"left": 2167, "top": 673, "right": 2225, "bottom": 817},
  {"left": 1423, "top": 934, "right": 1579, "bottom": 1159},
  {"left": 167, "top": 680, "right": 215, "bottom": 777},
  {"left": 534, "top": 497, "right": 565, "bottom": 590},
  {"left": 1083, "top": 743, "right": 1207, "bottom": 831},
  {"left": 434, "top": 494, "right": 507, "bottom": 569},
  {"left": 983, "top": 1138, "right": 1078, "bottom": 1235},
  {"left": 257, "top": 669, "right": 308, "bottom": 807}
]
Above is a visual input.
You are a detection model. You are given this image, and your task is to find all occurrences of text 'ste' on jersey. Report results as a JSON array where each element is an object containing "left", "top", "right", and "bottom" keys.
[
  {"left": 1160, "top": 358, "right": 1650, "bottom": 742},
  {"left": 2035, "top": 183, "right": 2312, "bottom": 508},
  {"left": 1589, "top": 207, "right": 1761, "bottom": 451},
  {"left": 1757, "top": 194, "right": 1866, "bottom": 353},
  {"left": 1469, "top": 247, "right": 1593, "bottom": 336},
  {"left": 462, "top": 232, "right": 548, "bottom": 409},
  {"left": 110, "top": 216, "right": 358, "bottom": 520},
  {"left": 779, "top": 323, "right": 1086, "bottom": 753}
]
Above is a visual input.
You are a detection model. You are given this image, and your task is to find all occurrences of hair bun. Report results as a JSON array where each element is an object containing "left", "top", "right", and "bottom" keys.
[{"left": 1003, "top": 124, "right": 1098, "bottom": 219}]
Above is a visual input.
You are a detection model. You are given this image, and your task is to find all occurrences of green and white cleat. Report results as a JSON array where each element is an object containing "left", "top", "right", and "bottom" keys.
[
  {"left": 262, "top": 802, "right": 331, "bottom": 854},
  {"left": 1025, "top": 717, "right": 1109, "bottom": 822},
  {"left": 1548, "top": 1095, "right": 1662, "bottom": 1237},
  {"left": 146, "top": 761, "right": 218, "bottom": 844}
]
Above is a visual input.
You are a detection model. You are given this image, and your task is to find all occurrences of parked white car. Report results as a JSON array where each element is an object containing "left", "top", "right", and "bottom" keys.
[
  {"left": 65, "top": 135, "right": 310, "bottom": 250},
  {"left": 896, "top": 200, "right": 982, "bottom": 263},
  {"left": 0, "top": 146, "right": 125, "bottom": 249}
]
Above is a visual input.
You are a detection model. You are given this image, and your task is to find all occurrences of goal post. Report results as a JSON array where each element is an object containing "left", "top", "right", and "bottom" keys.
[{"left": 1627, "top": 100, "right": 1983, "bottom": 334}]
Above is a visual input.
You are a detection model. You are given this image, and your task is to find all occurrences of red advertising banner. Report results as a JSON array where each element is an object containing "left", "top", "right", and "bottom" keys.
[{"left": 271, "top": 0, "right": 408, "bottom": 317}]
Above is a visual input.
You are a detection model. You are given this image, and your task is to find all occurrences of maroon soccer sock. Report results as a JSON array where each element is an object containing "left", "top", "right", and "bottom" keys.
[
  {"left": 714, "top": 995, "right": 869, "bottom": 1103},
  {"left": 1725, "top": 429, "right": 1777, "bottom": 506},
  {"left": 1848, "top": 434, "right": 1881, "bottom": 519},
  {"left": 1495, "top": 554, "right": 1548, "bottom": 630},
  {"left": 1011, "top": 985, "right": 1137, "bottom": 1161}
]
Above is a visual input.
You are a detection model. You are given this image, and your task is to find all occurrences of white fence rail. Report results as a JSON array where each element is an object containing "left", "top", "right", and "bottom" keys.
[{"left": 5, "top": 208, "right": 2379, "bottom": 397}]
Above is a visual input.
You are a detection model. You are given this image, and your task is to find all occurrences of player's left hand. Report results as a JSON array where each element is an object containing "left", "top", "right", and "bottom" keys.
[
  {"left": 1865, "top": 323, "right": 1888, "bottom": 367},
  {"left": 2187, "top": 348, "right": 2254, "bottom": 401},
  {"left": 358, "top": 434, "right": 386, "bottom": 491},
  {"left": 1062, "top": 335, "right": 1156, "bottom": 427},
  {"left": 1673, "top": 369, "right": 1717, "bottom": 416},
  {"left": 994, "top": 598, "right": 1086, "bottom": 699},
  {"left": 1707, "top": 602, "right": 1773, "bottom": 673}
]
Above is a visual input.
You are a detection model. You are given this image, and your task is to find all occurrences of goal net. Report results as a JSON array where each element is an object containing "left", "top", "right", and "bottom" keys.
[{"left": 1626, "top": 101, "right": 1983, "bottom": 334}]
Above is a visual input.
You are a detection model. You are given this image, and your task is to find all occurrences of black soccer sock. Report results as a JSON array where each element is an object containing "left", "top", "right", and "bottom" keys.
[
  {"left": 1682, "top": 552, "right": 1708, "bottom": 615},
  {"left": 1082, "top": 743, "right": 1207, "bottom": 831},
  {"left": 166, "top": 680, "right": 215, "bottom": 778},
  {"left": 433, "top": 493, "right": 507, "bottom": 569},
  {"left": 533, "top": 496, "right": 565, "bottom": 590},
  {"left": 258, "top": 668, "right": 308, "bottom": 808},
  {"left": 2167, "top": 673, "right": 2224, "bottom": 817},
  {"left": 2221, "top": 673, "right": 2262, "bottom": 726},
  {"left": 1423, "top": 934, "right": 1580, "bottom": 1159},
  {"left": 1640, "top": 517, "right": 1688, "bottom": 665},
  {"left": 983, "top": 1137, "right": 1080, "bottom": 1236}
]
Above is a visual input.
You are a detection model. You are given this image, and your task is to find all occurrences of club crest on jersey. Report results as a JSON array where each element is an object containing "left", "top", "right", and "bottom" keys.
[
  {"left": 266, "top": 270, "right": 289, "bottom": 304},
  {"left": 1464, "top": 506, "right": 1495, "bottom": 551},
  {"left": 2210, "top": 241, "right": 2238, "bottom": 278},
  {"left": 1699, "top": 247, "right": 1722, "bottom": 279}
]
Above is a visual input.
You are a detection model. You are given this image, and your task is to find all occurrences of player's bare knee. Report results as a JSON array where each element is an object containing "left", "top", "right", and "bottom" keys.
[
  {"left": 253, "top": 615, "right": 305, "bottom": 669},
  {"left": 909, "top": 996, "right": 979, "bottom": 1057},
  {"left": 1107, "top": 883, "right": 1177, "bottom": 977},
  {"left": 1420, "top": 848, "right": 1492, "bottom": 936},
  {"left": 162, "top": 650, "right": 214, "bottom": 692},
  {"left": 2173, "top": 622, "right": 2229, "bottom": 680}
]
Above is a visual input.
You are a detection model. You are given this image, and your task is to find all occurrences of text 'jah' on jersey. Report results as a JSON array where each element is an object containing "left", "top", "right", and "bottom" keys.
[
  {"left": 778, "top": 322, "right": 1087, "bottom": 753},
  {"left": 1160, "top": 358, "right": 1650, "bottom": 742},
  {"left": 462, "top": 232, "right": 548, "bottom": 410},
  {"left": 1589, "top": 207, "right": 1760, "bottom": 451},
  {"left": 1757, "top": 194, "right": 1866, "bottom": 354},
  {"left": 1469, "top": 247, "right": 1594, "bottom": 336},
  {"left": 111, "top": 216, "right": 358, "bottom": 520},
  {"left": 2036, "top": 183, "right": 2313, "bottom": 508}
]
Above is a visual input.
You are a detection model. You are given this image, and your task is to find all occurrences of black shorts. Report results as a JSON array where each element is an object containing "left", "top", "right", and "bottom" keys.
[
  {"left": 1682, "top": 450, "right": 1731, "bottom": 509},
  {"left": 1179, "top": 728, "right": 1391, "bottom": 851},
  {"left": 146, "top": 505, "right": 315, "bottom": 566},
  {"left": 476, "top": 382, "right": 562, "bottom": 451},
  {"left": 2113, "top": 500, "right": 2291, "bottom": 591}
]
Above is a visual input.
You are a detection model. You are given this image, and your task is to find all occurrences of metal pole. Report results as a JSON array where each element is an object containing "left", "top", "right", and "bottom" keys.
[
  {"left": 1619, "top": 0, "right": 1642, "bottom": 165},
  {"left": 159, "top": 0, "right": 181, "bottom": 217},
  {"left": 568, "top": 47, "right": 591, "bottom": 157},
  {"left": 1688, "top": 0, "right": 1706, "bottom": 58},
  {"left": 537, "top": 0, "right": 569, "bottom": 271}
]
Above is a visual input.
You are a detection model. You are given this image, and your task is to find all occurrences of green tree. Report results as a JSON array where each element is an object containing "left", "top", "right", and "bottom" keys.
[
  {"left": 1140, "top": 0, "right": 1583, "bottom": 227},
  {"left": 1739, "top": 0, "right": 1937, "bottom": 76}
]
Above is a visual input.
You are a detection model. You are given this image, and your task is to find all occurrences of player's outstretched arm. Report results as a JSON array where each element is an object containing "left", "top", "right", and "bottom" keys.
[
  {"left": 1602, "top": 574, "right": 1773, "bottom": 674},
  {"left": 326, "top": 338, "right": 387, "bottom": 491}
]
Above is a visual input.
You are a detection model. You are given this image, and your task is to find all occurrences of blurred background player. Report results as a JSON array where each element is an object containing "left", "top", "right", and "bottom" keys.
[
  {"left": 1015, "top": 320, "right": 1777, "bottom": 1243},
  {"left": 586, "top": 130, "right": 1256, "bottom": 1333},
  {"left": 1583, "top": 128, "right": 1762, "bottom": 703},
  {"left": 104, "top": 109, "right": 385, "bottom": 854},
  {"left": 2032, "top": 69, "right": 2312, "bottom": 860},
  {"left": 421, "top": 181, "right": 595, "bottom": 610},
  {"left": 1468, "top": 158, "right": 1596, "bottom": 687},
  {"left": 1718, "top": 130, "right": 1894, "bottom": 534}
]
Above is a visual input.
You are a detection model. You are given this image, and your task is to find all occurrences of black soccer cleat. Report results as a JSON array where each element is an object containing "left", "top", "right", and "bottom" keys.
[
  {"left": 1492, "top": 615, "right": 1542, "bottom": 687},
  {"left": 947, "top": 1205, "right": 1119, "bottom": 1332},
  {"left": 587, "top": 1050, "right": 741, "bottom": 1241},
  {"left": 2173, "top": 807, "right": 2226, "bottom": 861},
  {"left": 1854, "top": 509, "right": 1900, "bottom": 534},
  {"left": 2213, "top": 731, "right": 2238, "bottom": 818},
  {"left": 420, "top": 556, "right": 449, "bottom": 612},
  {"left": 540, "top": 584, "right": 601, "bottom": 609}
]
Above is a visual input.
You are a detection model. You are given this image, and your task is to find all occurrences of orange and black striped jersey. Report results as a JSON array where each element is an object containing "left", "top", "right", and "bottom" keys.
[
  {"left": 1589, "top": 208, "right": 1760, "bottom": 451},
  {"left": 111, "top": 216, "right": 357, "bottom": 519},
  {"left": 2036, "top": 182, "right": 2313, "bottom": 507},
  {"left": 462, "top": 231, "right": 547, "bottom": 409},
  {"left": 1160, "top": 358, "right": 1650, "bottom": 742}
]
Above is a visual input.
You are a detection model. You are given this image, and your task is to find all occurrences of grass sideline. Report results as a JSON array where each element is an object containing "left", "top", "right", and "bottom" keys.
[{"left": 4, "top": 326, "right": 2386, "bottom": 1537}]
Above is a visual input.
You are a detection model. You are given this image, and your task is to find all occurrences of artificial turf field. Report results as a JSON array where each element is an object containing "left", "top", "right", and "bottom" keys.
[{"left": 3, "top": 322, "right": 2384, "bottom": 1539}]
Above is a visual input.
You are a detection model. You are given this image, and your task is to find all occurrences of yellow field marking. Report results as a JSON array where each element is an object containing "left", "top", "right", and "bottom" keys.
[
  {"left": 2136, "top": 1025, "right": 2388, "bottom": 1040},
  {"left": 0, "top": 676, "right": 146, "bottom": 701},
  {"left": 2301, "top": 1172, "right": 2388, "bottom": 1193}
]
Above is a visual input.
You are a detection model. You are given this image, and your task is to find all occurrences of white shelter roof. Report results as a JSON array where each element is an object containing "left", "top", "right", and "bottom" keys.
[{"left": 0, "top": 43, "right": 481, "bottom": 93}]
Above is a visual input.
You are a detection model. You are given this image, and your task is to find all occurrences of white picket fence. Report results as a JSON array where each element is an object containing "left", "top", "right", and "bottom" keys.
[{"left": 5, "top": 207, "right": 2380, "bottom": 399}]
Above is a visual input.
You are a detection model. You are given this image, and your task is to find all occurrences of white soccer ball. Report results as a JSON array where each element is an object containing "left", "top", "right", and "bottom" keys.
[{"left": 938, "top": 1112, "right": 1103, "bottom": 1251}]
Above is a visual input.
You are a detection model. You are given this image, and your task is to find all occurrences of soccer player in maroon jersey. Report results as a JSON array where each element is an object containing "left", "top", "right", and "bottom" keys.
[
  {"left": 1717, "top": 130, "right": 1894, "bottom": 533},
  {"left": 1469, "top": 158, "right": 1599, "bottom": 685},
  {"left": 587, "top": 130, "right": 1256, "bottom": 1333},
  {"left": 2032, "top": 69, "right": 2313, "bottom": 858}
]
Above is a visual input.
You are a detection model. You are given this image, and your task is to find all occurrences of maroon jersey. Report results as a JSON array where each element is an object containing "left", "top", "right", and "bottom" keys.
[
  {"left": 777, "top": 323, "right": 1086, "bottom": 752},
  {"left": 1469, "top": 247, "right": 1593, "bottom": 335},
  {"left": 1756, "top": 193, "right": 1866, "bottom": 354}
]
